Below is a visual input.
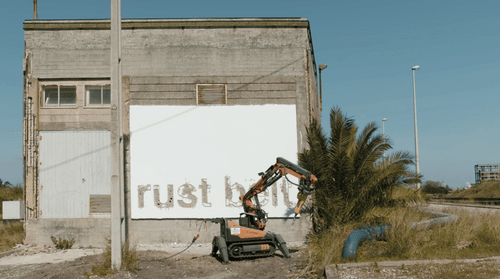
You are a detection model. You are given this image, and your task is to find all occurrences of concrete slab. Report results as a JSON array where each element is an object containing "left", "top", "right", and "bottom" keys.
[
  {"left": 427, "top": 203, "right": 500, "bottom": 214},
  {"left": 325, "top": 256, "right": 500, "bottom": 279},
  {"left": 0, "top": 248, "right": 102, "bottom": 266}
]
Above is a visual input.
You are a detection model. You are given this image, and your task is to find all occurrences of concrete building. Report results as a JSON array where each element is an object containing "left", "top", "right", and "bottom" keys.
[
  {"left": 23, "top": 18, "right": 321, "bottom": 247},
  {"left": 475, "top": 164, "right": 500, "bottom": 184}
]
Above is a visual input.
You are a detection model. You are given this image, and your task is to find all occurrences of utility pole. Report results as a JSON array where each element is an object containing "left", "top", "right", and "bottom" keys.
[
  {"left": 34, "top": 0, "right": 37, "bottom": 20},
  {"left": 110, "top": 0, "right": 122, "bottom": 269},
  {"left": 412, "top": 65, "right": 420, "bottom": 189},
  {"left": 382, "top": 118, "right": 387, "bottom": 158}
]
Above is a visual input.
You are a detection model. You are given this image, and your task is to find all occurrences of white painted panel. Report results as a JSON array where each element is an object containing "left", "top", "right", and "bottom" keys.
[
  {"left": 3, "top": 201, "right": 25, "bottom": 220},
  {"left": 39, "top": 131, "right": 111, "bottom": 218},
  {"left": 130, "top": 105, "right": 299, "bottom": 219}
]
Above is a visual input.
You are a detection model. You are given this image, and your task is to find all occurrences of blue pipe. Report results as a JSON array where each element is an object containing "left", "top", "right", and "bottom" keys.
[
  {"left": 342, "top": 223, "right": 391, "bottom": 260},
  {"left": 342, "top": 211, "right": 457, "bottom": 259},
  {"left": 411, "top": 210, "right": 458, "bottom": 229}
]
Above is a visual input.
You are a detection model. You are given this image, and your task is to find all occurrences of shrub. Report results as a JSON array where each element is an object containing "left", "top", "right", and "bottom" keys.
[
  {"left": 122, "top": 240, "right": 140, "bottom": 272},
  {"left": 422, "top": 180, "right": 450, "bottom": 194},
  {"left": 51, "top": 236, "right": 76, "bottom": 250},
  {"left": 85, "top": 239, "right": 139, "bottom": 278}
]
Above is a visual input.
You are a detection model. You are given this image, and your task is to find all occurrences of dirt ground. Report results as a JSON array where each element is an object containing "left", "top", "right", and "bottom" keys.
[
  {"left": 2, "top": 245, "right": 500, "bottom": 279},
  {"left": 0, "top": 246, "right": 307, "bottom": 279}
]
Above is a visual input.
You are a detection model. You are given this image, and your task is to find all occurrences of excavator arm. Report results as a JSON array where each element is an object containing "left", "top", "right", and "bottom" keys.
[{"left": 239, "top": 157, "right": 317, "bottom": 229}]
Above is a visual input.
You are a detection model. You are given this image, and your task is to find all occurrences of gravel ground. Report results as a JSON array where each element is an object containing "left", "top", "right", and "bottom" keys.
[{"left": 0, "top": 242, "right": 308, "bottom": 279}]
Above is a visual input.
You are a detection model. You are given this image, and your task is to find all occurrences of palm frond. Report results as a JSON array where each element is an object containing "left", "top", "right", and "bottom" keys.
[{"left": 299, "top": 107, "right": 422, "bottom": 231}]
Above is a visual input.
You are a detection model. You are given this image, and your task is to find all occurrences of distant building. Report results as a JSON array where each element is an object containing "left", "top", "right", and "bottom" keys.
[
  {"left": 23, "top": 18, "right": 320, "bottom": 247},
  {"left": 475, "top": 164, "right": 500, "bottom": 184}
]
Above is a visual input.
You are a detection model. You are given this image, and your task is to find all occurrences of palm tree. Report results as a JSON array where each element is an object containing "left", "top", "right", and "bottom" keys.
[{"left": 299, "top": 107, "right": 421, "bottom": 232}]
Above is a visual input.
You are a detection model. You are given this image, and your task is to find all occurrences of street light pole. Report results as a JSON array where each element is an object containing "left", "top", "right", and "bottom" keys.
[
  {"left": 382, "top": 118, "right": 387, "bottom": 158},
  {"left": 412, "top": 65, "right": 420, "bottom": 188},
  {"left": 319, "top": 64, "right": 327, "bottom": 111}
]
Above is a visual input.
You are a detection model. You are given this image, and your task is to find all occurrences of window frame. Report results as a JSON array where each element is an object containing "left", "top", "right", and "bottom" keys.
[
  {"left": 84, "top": 85, "right": 111, "bottom": 108},
  {"left": 42, "top": 85, "right": 77, "bottom": 108},
  {"left": 196, "top": 84, "right": 227, "bottom": 105}
]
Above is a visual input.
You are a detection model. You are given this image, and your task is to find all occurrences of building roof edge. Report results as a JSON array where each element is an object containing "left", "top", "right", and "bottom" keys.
[{"left": 23, "top": 18, "right": 310, "bottom": 30}]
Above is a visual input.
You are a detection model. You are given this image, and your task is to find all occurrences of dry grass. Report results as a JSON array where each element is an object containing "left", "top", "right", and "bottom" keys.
[
  {"left": 359, "top": 207, "right": 500, "bottom": 262},
  {"left": 0, "top": 222, "right": 24, "bottom": 252},
  {"left": 448, "top": 180, "right": 500, "bottom": 199},
  {"left": 84, "top": 239, "right": 139, "bottom": 278},
  {"left": 298, "top": 206, "right": 500, "bottom": 278}
]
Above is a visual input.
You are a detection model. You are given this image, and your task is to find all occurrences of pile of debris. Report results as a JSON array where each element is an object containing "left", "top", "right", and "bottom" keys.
[{"left": 7, "top": 244, "right": 59, "bottom": 257}]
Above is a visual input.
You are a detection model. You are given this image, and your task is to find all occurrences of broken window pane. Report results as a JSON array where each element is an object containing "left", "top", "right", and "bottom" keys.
[
  {"left": 87, "top": 87, "right": 102, "bottom": 105},
  {"left": 44, "top": 86, "right": 58, "bottom": 105},
  {"left": 59, "top": 86, "right": 76, "bottom": 105},
  {"left": 102, "top": 87, "right": 111, "bottom": 104}
]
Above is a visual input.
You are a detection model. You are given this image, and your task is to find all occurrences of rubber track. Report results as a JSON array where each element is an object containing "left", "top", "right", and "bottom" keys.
[{"left": 227, "top": 240, "right": 276, "bottom": 259}]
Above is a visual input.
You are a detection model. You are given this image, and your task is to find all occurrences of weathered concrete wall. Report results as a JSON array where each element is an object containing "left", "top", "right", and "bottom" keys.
[
  {"left": 129, "top": 76, "right": 297, "bottom": 106},
  {"left": 37, "top": 80, "right": 111, "bottom": 131},
  {"left": 307, "top": 40, "right": 321, "bottom": 122},
  {"left": 25, "top": 218, "right": 110, "bottom": 248},
  {"left": 25, "top": 77, "right": 39, "bottom": 219},
  {"left": 24, "top": 21, "right": 317, "bottom": 138},
  {"left": 24, "top": 216, "right": 310, "bottom": 248},
  {"left": 24, "top": 27, "right": 307, "bottom": 79},
  {"left": 129, "top": 216, "right": 311, "bottom": 245}
]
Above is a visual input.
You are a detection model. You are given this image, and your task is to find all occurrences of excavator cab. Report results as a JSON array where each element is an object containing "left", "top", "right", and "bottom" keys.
[{"left": 238, "top": 212, "right": 267, "bottom": 230}]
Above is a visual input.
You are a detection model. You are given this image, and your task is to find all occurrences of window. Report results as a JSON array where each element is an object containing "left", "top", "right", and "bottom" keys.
[
  {"left": 85, "top": 85, "right": 110, "bottom": 107},
  {"left": 197, "top": 84, "right": 227, "bottom": 105},
  {"left": 43, "top": 85, "right": 77, "bottom": 107}
]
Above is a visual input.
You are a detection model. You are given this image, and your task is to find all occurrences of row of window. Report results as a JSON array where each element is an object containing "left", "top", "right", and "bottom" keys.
[
  {"left": 43, "top": 84, "right": 228, "bottom": 107},
  {"left": 43, "top": 85, "right": 110, "bottom": 108},
  {"left": 477, "top": 166, "right": 500, "bottom": 172}
]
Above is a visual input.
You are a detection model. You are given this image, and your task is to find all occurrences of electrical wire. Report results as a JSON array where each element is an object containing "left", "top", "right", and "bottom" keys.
[
  {"left": 165, "top": 220, "right": 205, "bottom": 260},
  {"left": 282, "top": 165, "right": 314, "bottom": 194},
  {"left": 281, "top": 165, "right": 301, "bottom": 187}
]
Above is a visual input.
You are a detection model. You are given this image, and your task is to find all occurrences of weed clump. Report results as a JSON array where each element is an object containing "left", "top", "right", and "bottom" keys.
[
  {"left": 121, "top": 240, "right": 140, "bottom": 272},
  {"left": 84, "top": 239, "right": 139, "bottom": 278},
  {"left": 0, "top": 222, "right": 24, "bottom": 252},
  {"left": 51, "top": 236, "right": 75, "bottom": 249},
  {"left": 375, "top": 208, "right": 427, "bottom": 259}
]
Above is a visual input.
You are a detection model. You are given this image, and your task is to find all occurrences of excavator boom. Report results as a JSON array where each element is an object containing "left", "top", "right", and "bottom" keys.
[{"left": 239, "top": 157, "right": 317, "bottom": 229}]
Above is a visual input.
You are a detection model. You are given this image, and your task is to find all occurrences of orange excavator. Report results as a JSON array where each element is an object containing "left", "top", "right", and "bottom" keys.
[{"left": 211, "top": 157, "right": 317, "bottom": 264}]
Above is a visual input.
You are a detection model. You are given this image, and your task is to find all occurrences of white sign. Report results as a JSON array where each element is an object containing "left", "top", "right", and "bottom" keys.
[{"left": 130, "top": 105, "right": 299, "bottom": 219}]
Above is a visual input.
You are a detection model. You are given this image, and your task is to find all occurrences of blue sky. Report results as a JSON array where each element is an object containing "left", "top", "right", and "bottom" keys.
[{"left": 0, "top": 0, "right": 498, "bottom": 188}]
